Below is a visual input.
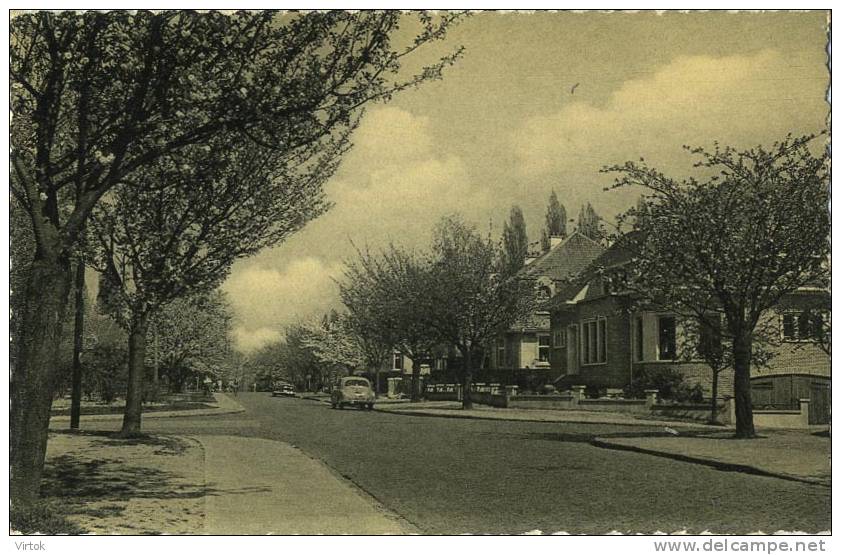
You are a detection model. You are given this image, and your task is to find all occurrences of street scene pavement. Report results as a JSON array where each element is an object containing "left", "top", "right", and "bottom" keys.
[{"left": 49, "top": 393, "right": 831, "bottom": 535}]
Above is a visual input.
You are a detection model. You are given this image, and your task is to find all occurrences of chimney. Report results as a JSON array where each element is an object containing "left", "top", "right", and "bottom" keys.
[{"left": 549, "top": 235, "right": 565, "bottom": 249}]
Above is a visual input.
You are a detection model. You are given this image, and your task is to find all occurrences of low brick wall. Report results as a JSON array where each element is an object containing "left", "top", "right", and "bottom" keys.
[
  {"left": 753, "top": 400, "right": 811, "bottom": 429},
  {"left": 424, "top": 383, "right": 816, "bottom": 428},
  {"left": 470, "top": 391, "right": 508, "bottom": 408},
  {"left": 651, "top": 403, "right": 726, "bottom": 423},
  {"left": 507, "top": 394, "right": 576, "bottom": 410},
  {"left": 425, "top": 383, "right": 462, "bottom": 402},
  {"left": 578, "top": 398, "right": 648, "bottom": 414}
]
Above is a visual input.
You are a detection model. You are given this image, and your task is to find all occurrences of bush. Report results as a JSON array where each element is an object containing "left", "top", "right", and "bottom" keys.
[{"left": 624, "top": 367, "right": 705, "bottom": 403}]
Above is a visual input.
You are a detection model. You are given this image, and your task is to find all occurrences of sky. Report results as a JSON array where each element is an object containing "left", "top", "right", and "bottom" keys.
[{"left": 222, "top": 11, "right": 830, "bottom": 353}]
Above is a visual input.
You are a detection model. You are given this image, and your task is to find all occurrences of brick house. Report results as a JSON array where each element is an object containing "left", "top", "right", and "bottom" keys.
[
  {"left": 547, "top": 238, "right": 830, "bottom": 409},
  {"left": 488, "top": 232, "right": 604, "bottom": 379}
]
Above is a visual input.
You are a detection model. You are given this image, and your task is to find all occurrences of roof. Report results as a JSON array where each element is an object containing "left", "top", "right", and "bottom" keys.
[
  {"left": 519, "top": 232, "right": 605, "bottom": 282},
  {"left": 584, "top": 230, "right": 644, "bottom": 274},
  {"left": 544, "top": 232, "right": 642, "bottom": 311}
]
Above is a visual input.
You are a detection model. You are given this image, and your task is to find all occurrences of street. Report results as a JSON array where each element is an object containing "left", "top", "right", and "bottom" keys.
[{"left": 115, "top": 393, "right": 830, "bottom": 534}]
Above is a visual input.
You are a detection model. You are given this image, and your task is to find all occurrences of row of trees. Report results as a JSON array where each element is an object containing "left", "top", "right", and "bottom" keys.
[
  {"left": 501, "top": 195, "right": 603, "bottom": 273},
  {"left": 10, "top": 10, "right": 463, "bottom": 506},
  {"left": 284, "top": 215, "right": 535, "bottom": 407}
]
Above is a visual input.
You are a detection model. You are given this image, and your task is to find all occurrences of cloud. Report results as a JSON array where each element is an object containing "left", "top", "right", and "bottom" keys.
[
  {"left": 224, "top": 106, "right": 494, "bottom": 352},
  {"left": 308, "top": 106, "right": 494, "bottom": 254},
  {"left": 231, "top": 327, "right": 282, "bottom": 353},
  {"left": 512, "top": 49, "right": 828, "bottom": 179},
  {"left": 223, "top": 257, "right": 344, "bottom": 352}
]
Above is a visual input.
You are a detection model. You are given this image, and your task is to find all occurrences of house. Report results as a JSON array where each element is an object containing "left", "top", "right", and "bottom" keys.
[
  {"left": 547, "top": 236, "right": 830, "bottom": 416},
  {"left": 488, "top": 231, "right": 605, "bottom": 381},
  {"left": 376, "top": 349, "right": 443, "bottom": 397}
]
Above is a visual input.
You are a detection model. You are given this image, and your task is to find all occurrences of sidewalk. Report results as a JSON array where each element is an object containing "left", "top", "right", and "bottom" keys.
[
  {"left": 36, "top": 430, "right": 414, "bottom": 534},
  {"left": 49, "top": 392, "right": 246, "bottom": 423},
  {"left": 198, "top": 435, "right": 414, "bottom": 534},
  {"left": 592, "top": 429, "right": 831, "bottom": 486},
  {"left": 374, "top": 400, "right": 720, "bottom": 429}
]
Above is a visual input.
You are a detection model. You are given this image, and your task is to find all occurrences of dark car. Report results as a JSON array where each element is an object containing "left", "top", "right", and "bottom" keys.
[
  {"left": 331, "top": 376, "right": 375, "bottom": 410},
  {"left": 271, "top": 382, "right": 296, "bottom": 397}
]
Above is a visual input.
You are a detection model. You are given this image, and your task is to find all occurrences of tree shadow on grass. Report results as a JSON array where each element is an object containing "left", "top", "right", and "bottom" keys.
[
  {"left": 42, "top": 432, "right": 272, "bottom": 530},
  {"left": 42, "top": 453, "right": 272, "bottom": 502},
  {"left": 51, "top": 429, "right": 194, "bottom": 455}
]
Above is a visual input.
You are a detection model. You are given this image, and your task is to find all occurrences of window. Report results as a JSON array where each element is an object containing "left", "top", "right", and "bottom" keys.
[
  {"left": 434, "top": 357, "right": 447, "bottom": 371},
  {"left": 635, "top": 316, "right": 644, "bottom": 361},
  {"left": 393, "top": 353, "right": 403, "bottom": 370},
  {"left": 538, "top": 334, "right": 551, "bottom": 362},
  {"left": 537, "top": 285, "right": 552, "bottom": 300},
  {"left": 782, "top": 311, "right": 825, "bottom": 341},
  {"left": 657, "top": 316, "right": 677, "bottom": 360},
  {"left": 497, "top": 340, "right": 506, "bottom": 366},
  {"left": 580, "top": 317, "right": 607, "bottom": 365},
  {"left": 553, "top": 328, "right": 565, "bottom": 348}
]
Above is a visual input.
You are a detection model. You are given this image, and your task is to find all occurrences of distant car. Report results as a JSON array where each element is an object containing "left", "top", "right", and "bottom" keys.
[
  {"left": 331, "top": 376, "right": 375, "bottom": 410},
  {"left": 271, "top": 382, "right": 296, "bottom": 397}
]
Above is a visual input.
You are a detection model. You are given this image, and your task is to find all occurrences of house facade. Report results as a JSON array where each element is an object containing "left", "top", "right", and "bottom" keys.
[
  {"left": 547, "top": 240, "right": 830, "bottom": 411},
  {"left": 489, "top": 232, "right": 605, "bottom": 381}
]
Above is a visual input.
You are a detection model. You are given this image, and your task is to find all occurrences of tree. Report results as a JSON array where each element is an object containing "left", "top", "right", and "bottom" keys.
[
  {"left": 677, "top": 315, "right": 777, "bottom": 424},
  {"left": 540, "top": 191, "right": 566, "bottom": 250},
  {"left": 151, "top": 291, "right": 234, "bottom": 394},
  {"left": 423, "top": 215, "right": 535, "bottom": 409},
  {"left": 301, "top": 311, "right": 367, "bottom": 374},
  {"left": 605, "top": 135, "right": 830, "bottom": 437},
  {"left": 89, "top": 135, "right": 333, "bottom": 436},
  {"left": 340, "top": 245, "right": 436, "bottom": 401},
  {"left": 10, "top": 10, "right": 463, "bottom": 503},
  {"left": 576, "top": 202, "right": 601, "bottom": 240},
  {"left": 283, "top": 324, "right": 329, "bottom": 392},
  {"left": 502, "top": 206, "right": 528, "bottom": 273}
]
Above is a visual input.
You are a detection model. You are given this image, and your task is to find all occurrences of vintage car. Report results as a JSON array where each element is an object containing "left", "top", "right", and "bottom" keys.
[
  {"left": 331, "top": 376, "right": 375, "bottom": 410},
  {"left": 271, "top": 381, "right": 296, "bottom": 397}
]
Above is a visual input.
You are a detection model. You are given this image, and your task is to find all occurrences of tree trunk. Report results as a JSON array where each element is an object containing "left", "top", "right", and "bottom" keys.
[
  {"left": 10, "top": 254, "right": 73, "bottom": 507},
  {"left": 121, "top": 312, "right": 150, "bottom": 437},
  {"left": 410, "top": 356, "right": 422, "bottom": 402},
  {"left": 732, "top": 332, "right": 756, "bottom": 438},
  {"left": 70, "top": 259, "right": 86, "bottom": 430},
  {"left": 462, "top": 349, "right": 473, "bottom": 410},
  {"left": 709, "top": 368, "right": 719, "bottom": 425}
]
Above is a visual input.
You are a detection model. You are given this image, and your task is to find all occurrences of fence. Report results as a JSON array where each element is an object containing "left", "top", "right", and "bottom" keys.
[{"left": 423, "top": 383, "right": 819, "bottom": 428}]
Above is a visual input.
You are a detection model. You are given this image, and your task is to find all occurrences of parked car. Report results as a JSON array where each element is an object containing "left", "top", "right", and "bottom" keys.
[
  {"left": 271, "top": 382, "right": 296, "bottom": 397},
  {"left": 331, "top": 376, "right": 375, "bottom": 410}
]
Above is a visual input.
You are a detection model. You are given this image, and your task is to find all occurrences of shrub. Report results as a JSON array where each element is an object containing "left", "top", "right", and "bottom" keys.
[{"left": 624, "top": 367, "right": 705, "bottom": 403}]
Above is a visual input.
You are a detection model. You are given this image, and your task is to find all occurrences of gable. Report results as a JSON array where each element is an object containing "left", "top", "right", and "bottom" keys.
[{"left": 521, "top": 232, "right": 605, "bottom": 282}]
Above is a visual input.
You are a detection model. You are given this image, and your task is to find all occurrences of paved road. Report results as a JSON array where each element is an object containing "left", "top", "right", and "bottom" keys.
[{"left": 111, "top": 393, "right": 830, "bottom": 534}]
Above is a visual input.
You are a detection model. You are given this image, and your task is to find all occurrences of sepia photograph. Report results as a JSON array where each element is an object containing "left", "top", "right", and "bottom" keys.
[{"left": 6, "top": 4, "right": 833, "bottom": 544}]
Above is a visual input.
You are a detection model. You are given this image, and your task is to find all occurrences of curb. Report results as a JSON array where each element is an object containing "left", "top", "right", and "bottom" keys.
[
  {"left": 281, "top": 439, "right": 422, "bottom": 534},
  {"left": 49, "top": 406, "right": 246, "bottom": 423},
  {"left": 589, "top": 438, "right": 830, "bottom": 487},
  {"left": 373, "top": 406, "right": 711, "bottom": 429},
  {"left": 50, "top": 393, "right": 246, "bottom": 423}
]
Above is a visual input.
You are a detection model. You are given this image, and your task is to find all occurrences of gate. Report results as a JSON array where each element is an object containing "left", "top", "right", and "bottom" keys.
[{"left": 809, "top": 382, "right": 831, "bottom": 425}]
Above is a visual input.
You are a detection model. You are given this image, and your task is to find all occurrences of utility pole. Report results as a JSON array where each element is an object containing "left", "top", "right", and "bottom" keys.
[
  {"left": 70, "top": 258, "right": 85, "bottom": 430},
  {"left": 153, "top": 322, "right": 159, "bottom": 385}
]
